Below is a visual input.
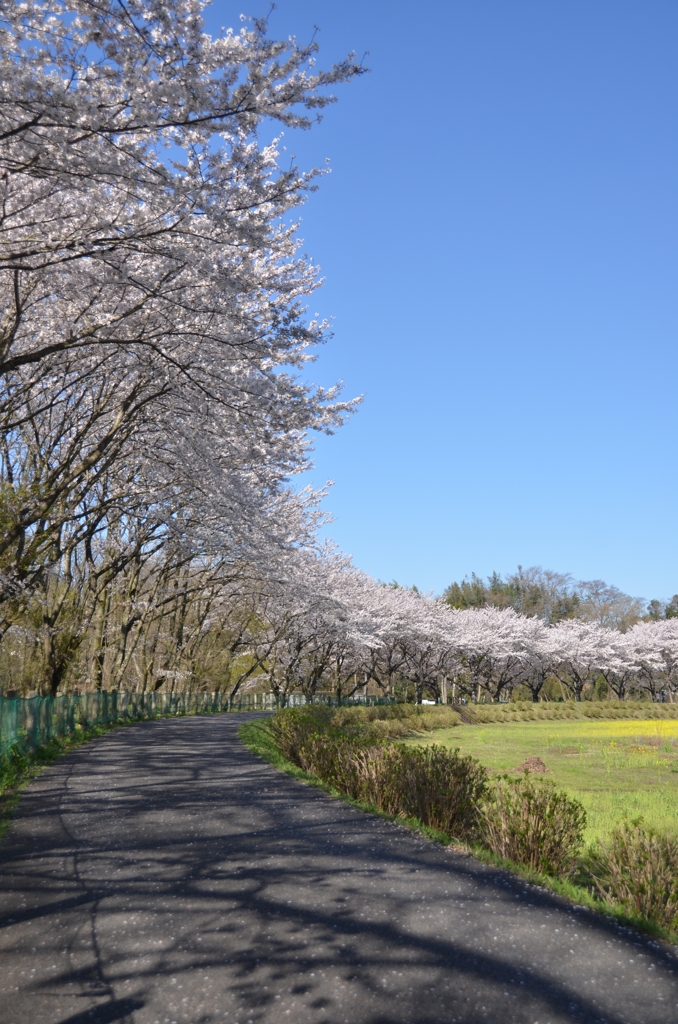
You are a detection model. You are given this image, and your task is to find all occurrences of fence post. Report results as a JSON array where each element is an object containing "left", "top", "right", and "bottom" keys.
[
  {"left": 26, "top": 696, "right": 39, "bottom": 753},
  {"left": 16, "top": 696, "right": 27, "bottom": 752},
  {"left": 0, "top": 696, "right": 12, "bottom": 758}
]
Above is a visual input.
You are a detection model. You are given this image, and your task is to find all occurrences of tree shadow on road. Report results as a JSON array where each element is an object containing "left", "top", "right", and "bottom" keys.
[{"left": 1, "top": 714, "right": 676, "bottom": 1024}]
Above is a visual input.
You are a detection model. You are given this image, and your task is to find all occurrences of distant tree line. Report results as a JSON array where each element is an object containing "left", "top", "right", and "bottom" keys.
[{"left": 442, "top": 566, "right": 676, "bottom": 632}]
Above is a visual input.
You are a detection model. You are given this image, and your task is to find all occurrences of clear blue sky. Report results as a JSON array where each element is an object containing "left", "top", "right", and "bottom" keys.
[{"left": 209, "top": 0, "right": 678, "bottom": 603}]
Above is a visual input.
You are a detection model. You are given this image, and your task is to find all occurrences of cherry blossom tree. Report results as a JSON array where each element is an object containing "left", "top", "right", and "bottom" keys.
[
  {"left": 550, "top": 620, "right": 613, "bottom": 701},
  {"left": 0, "top": 0, "right": 364, "bottom": 650},
  {"left": 624, "top": 620, "right": 678, "bottom": 702}
]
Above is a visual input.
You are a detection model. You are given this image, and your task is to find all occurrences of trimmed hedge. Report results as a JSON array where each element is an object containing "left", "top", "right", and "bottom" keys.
[{"left": 464, "top": 699, "right": 678, "bottom": 725}]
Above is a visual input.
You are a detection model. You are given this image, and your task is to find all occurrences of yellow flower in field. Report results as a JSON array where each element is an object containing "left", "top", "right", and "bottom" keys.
[{"left": 571, "top": 719, "right": 678, "bottom": 743}]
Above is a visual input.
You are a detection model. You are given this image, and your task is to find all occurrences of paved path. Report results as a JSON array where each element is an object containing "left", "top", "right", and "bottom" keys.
[{"left": 0, "top": 714, "right": 677, "bottom": 1024}]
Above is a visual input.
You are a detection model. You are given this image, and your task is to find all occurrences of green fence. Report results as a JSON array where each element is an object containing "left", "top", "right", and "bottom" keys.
[
  {"left": 0, "top": 690, "right": 277, "bottom": 760},
  {"left": 0, "top": 690, "right": 398, "bottom": 759}
]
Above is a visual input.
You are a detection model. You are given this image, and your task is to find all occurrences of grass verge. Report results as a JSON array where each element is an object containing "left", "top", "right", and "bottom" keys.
[{"left": 240, "top": 717, "right": 678, "bottom": 948}]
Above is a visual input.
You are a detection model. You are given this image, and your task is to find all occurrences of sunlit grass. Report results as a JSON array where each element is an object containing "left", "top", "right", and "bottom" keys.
[{"left": 409, "top": 719, "right": 678, "bottom": 844}]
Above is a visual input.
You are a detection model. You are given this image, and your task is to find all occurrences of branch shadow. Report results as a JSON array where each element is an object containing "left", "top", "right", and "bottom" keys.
[{"left": 1, "top": 713, "right": 676, "bottom": 1024}]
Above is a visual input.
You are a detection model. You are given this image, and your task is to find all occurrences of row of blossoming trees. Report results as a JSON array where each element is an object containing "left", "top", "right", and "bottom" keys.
[
  {"left": 231, "top": 554, "right": 678, "bottom": 705},
  {"left": 5, "top": 534, "right": 677, "bottom": 702},
  {"left": 0, "top": 2, "right": 673, "bottom": 704}
]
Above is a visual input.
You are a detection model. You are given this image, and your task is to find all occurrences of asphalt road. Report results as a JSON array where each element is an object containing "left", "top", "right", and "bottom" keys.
[{"left": 0, "top": 714, "right": 677, "bottom": 1024}]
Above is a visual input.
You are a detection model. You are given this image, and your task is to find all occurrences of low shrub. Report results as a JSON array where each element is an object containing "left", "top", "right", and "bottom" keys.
[
  {"left": 330, "top": 703, "right": 461, "bottom": 733},
  {"left": 269, "top": 706, "right": 336, "bottom": 765},
  {"left": 360, "top": 718, "right": 412, "bottom": 739},
  {"left": 589, "top": 821, "right": 678, "bottom": 930},
  {"left": 270, "top": 707, "right": 485, "bottom": 838},
  {"left": 351, "top": 744, "right": 488, "bottom": 836},
  {"left": 479, "top": 775, "right": 586, "bottom": 875},
  {"left": 330, "top": 704, "right": 411, "bottom": 726},
  {"left": 411, "top": 707, "right": 461, "bottom": 731},
  {"left": 273, "top": 703, "right": 462, "bottom": 743}
]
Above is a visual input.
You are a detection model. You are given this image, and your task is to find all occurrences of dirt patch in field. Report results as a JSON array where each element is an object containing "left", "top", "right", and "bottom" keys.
[{"left": 513, "top": 756, "right": 549, "bottom": 773}]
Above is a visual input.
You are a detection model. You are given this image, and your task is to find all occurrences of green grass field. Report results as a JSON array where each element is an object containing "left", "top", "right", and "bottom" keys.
[{"left": 409, "top": 718, "right": 678, "bottom": 844}]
